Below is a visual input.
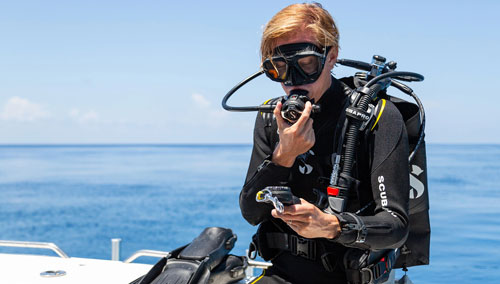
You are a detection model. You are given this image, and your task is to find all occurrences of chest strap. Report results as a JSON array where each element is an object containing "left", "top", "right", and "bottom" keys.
[
  {"left": 264, "top": 232, "right": 343, "bottom": 273},
  {"left": 344, "top": 248, "right": 399, "bottom": 284},
  {"left": 266, "top": 233, "right": 316, "bottom": 261}
]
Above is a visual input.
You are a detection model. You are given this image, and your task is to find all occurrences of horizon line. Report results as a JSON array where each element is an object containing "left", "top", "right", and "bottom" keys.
[
  {"left": 0, "top": 142, "right": 498, "bottom": 147},
  {"left": 0, "top": 143, "right": 253, "bottom": 147}
]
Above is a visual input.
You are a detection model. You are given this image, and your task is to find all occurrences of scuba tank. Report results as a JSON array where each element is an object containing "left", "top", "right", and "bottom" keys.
[{"left": 334, "top": 56, "right": 430, "bottom": 269}]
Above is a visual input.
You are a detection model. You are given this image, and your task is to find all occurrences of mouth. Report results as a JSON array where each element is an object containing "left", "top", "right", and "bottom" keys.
[
  {"left": 288, "top": 87, "right": 309, "bottom": 95},
  {"left": 288, "top": 89, "right": 309, "bottom": 97}
]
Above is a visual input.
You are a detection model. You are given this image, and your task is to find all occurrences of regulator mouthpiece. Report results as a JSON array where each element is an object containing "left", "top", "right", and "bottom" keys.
[{"left": 281, "top": 89, "right": 320, "bottom": 124}]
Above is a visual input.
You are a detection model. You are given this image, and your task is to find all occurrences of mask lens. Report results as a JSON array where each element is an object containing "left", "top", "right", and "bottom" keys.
[
  {"left": 297, "top": 55, "right": 321, "bottom": 75},
  {"left": 274, "top": 60, "right": 287, "bottom": 79},
  {"left": 263, "top": 58, "right": 288, "bottom": 81},
  {"left": 264, "top": 43, "right": 331, "bottom": 85}
]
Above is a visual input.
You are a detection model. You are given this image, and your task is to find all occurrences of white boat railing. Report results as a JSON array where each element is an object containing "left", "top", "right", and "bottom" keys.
[
  {"left": 0, "top": 240, "right": 69, "bottom": 258},
  {"left": 123, "top": 250, "right": 171, "bottom": 263},
  {"left": 247, "top": 259, "right": 272, "bottom": 269}
]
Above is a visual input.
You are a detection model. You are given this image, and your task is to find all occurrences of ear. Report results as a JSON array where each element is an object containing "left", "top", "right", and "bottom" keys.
[{"left": 326, "top": 47, "right": 338, "bottom": 70}]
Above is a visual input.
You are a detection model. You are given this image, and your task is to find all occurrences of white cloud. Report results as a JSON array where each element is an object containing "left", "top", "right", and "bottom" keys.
[
  {"left": 69, "top": 108, "right": 100, "bottom": 124},
  {"left": 185, "top": 93, "right": 230, "bottom": 127},
  {"left": 0, "top": 96, "right": 50, "bottom": 122},
  {"left": 191, "top": 93, "right": 211, "bottom": 108}
]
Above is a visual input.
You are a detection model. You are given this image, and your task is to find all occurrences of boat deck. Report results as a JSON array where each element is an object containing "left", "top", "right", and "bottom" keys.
[{"left": 0, "top": 253, "right": 152, "bottom": 284}]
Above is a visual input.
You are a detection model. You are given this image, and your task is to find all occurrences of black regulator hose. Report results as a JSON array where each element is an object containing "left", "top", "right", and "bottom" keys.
[
  {"left": 336, "top": 59, "right": 372, "bottom": 72},
  {"left": 221, "top": 70, "right": 275, "bottom": 112},
  {"left": 341, "top": 83, "right": 383, "bottom": 177},
  {"left": 342, "top": 94, "right": 370, "bottom": 177},
  {"left": 391, "top": 80, "right": 426, "bottom": 163},
  {"left": 365, "top": 71, "right": 424, "bottom": 89}
]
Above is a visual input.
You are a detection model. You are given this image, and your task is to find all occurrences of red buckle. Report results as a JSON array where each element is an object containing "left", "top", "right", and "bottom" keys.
[{"left": 327, "top": 187, "right": 339, "bottom": 196}]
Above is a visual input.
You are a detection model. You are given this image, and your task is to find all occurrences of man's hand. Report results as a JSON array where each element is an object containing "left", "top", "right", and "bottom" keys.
[
  {"left": 271, "top": 198, "right": 341, "bottom": 239},
  {"left": 272, "top": 101, "right": 315, "bottom": 167}
]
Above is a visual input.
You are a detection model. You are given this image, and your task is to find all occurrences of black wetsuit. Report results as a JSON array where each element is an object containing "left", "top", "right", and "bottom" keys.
[{"left": 240, "top": 77, "right": 410, "bottom": 284}]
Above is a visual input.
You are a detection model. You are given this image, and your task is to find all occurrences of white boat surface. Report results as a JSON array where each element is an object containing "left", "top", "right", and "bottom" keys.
[
  {"left": 0, "top": 240, "right": 269, "bottom": 284},
  {"left": 0, "top": 253, "right": 152, "bottom": 284}
]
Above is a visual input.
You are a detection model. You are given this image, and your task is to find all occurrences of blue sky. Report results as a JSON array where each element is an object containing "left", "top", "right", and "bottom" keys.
[{"left": 0, "top": 0, "right": 498, "bottom": 144}]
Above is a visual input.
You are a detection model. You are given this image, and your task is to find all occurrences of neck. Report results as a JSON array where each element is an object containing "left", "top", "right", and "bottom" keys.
[{"left": 314, "top": 75, "right": 332, "bottom": 102}]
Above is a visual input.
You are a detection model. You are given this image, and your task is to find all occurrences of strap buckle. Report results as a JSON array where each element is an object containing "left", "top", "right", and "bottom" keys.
[
  {"left": 321, "top": 252, "right": 340, "bottom": 272},
  {"left": 289, "top": 235, "right": 316, "bottom": 260},
  {"left": 248, "top": 239, "right": 257, "bottom": 260},
  {"left": 350, "top": 250, "right": 397, "bottom": 284},
  {"left": 360, "top": 267, "right": 374, "bottom": 284},
  {"left": 344, "top": 212, "right": 367, "bottom": 243},
  {"left": 257, "top": 159, "right": 272, "bottom": 172}
]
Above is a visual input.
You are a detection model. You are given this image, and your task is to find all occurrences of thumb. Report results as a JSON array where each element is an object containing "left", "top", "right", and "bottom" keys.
[{"left": 273, "top": 101, "right": 287, "bottom": 130}]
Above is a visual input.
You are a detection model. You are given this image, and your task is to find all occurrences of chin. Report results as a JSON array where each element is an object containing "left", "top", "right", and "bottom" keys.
[{"left": 283, "top": 85, "right": 313, "bottom": 95}]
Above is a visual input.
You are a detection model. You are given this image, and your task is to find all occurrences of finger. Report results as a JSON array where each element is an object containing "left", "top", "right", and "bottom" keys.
[
  {"left": 281, "top": 199, "right": 315, "bottom": 215},
  {"left": 271, "top": 209, "right": 300, "bottom": 219},
  {"left": 272, "top": 211, "right": 306, "bottom": 224},
  {"left": 286, "top": 219, "right": 308, "bottom": 228},
  {"left": 289, "top": 220, "right": 308, "bottom": 226},
  {"left": 273, "top": 101, "right": 287, "bottom": 131},
  {"left": 282, "top": 216, "right": 311, "bottom": 224},
  {"left": 271, "top": 209, "right": 281, "bottom": 219},
  {"left": 271, "top": 208, "right": 289, "bottom": 219},
  {"left": 306, "top": 124, "right": 316, "bottom": 145},
  {"left": 293, "top": 101, "right": 313, "bottom": 129},
  {"left": 298, "top": 117, "right": 314, "bottom": 136},
  {"left": 281, "top": 205, "right": 311, "bottom": 216},
  {"left": 281, "top": 204, "right": 299, "bottom": 214}
]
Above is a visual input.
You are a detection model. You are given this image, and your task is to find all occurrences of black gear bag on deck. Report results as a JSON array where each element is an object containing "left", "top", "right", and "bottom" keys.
[{"left": 131, "top": 227, "right": 247, "bottom": 284}]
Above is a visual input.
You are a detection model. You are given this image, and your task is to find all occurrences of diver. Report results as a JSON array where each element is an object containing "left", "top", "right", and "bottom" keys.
[{"left": 239, "top": 3, "right": 412, "bottom": 284}]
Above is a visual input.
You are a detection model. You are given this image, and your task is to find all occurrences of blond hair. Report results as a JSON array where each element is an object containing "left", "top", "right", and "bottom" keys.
[{"left": 260, "top": 3, "right": 339, "bottom": 63}]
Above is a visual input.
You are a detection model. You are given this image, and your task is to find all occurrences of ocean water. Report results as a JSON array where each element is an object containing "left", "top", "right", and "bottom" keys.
[{"left": 0, "top": 144, "right": 499, "bottom": 283}]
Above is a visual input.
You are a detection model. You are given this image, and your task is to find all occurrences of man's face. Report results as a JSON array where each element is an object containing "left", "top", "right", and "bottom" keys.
[{"left": 274, "top": 31, "right": 337, "bottom": 102}]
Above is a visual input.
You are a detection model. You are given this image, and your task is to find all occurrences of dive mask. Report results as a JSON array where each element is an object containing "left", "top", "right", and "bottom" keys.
[{"left": 263, "top": 42, "right": 331, "bottom": 86}]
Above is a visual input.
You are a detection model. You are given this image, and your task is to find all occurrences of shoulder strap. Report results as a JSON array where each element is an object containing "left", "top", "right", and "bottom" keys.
[
  {"left": 369, "top": 98, "right": 387, "bottom": 131},
  {"left": 329, "top": 81, "right": 380, "bottom": 212}
]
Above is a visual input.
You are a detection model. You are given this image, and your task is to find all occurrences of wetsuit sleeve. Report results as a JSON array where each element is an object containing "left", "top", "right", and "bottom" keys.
[
  {"left": 333, "top": 100, "right": 410, "bottom": 250},
  {"left": 239, "top": 112, "right": 291, "bottom": 226}
]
